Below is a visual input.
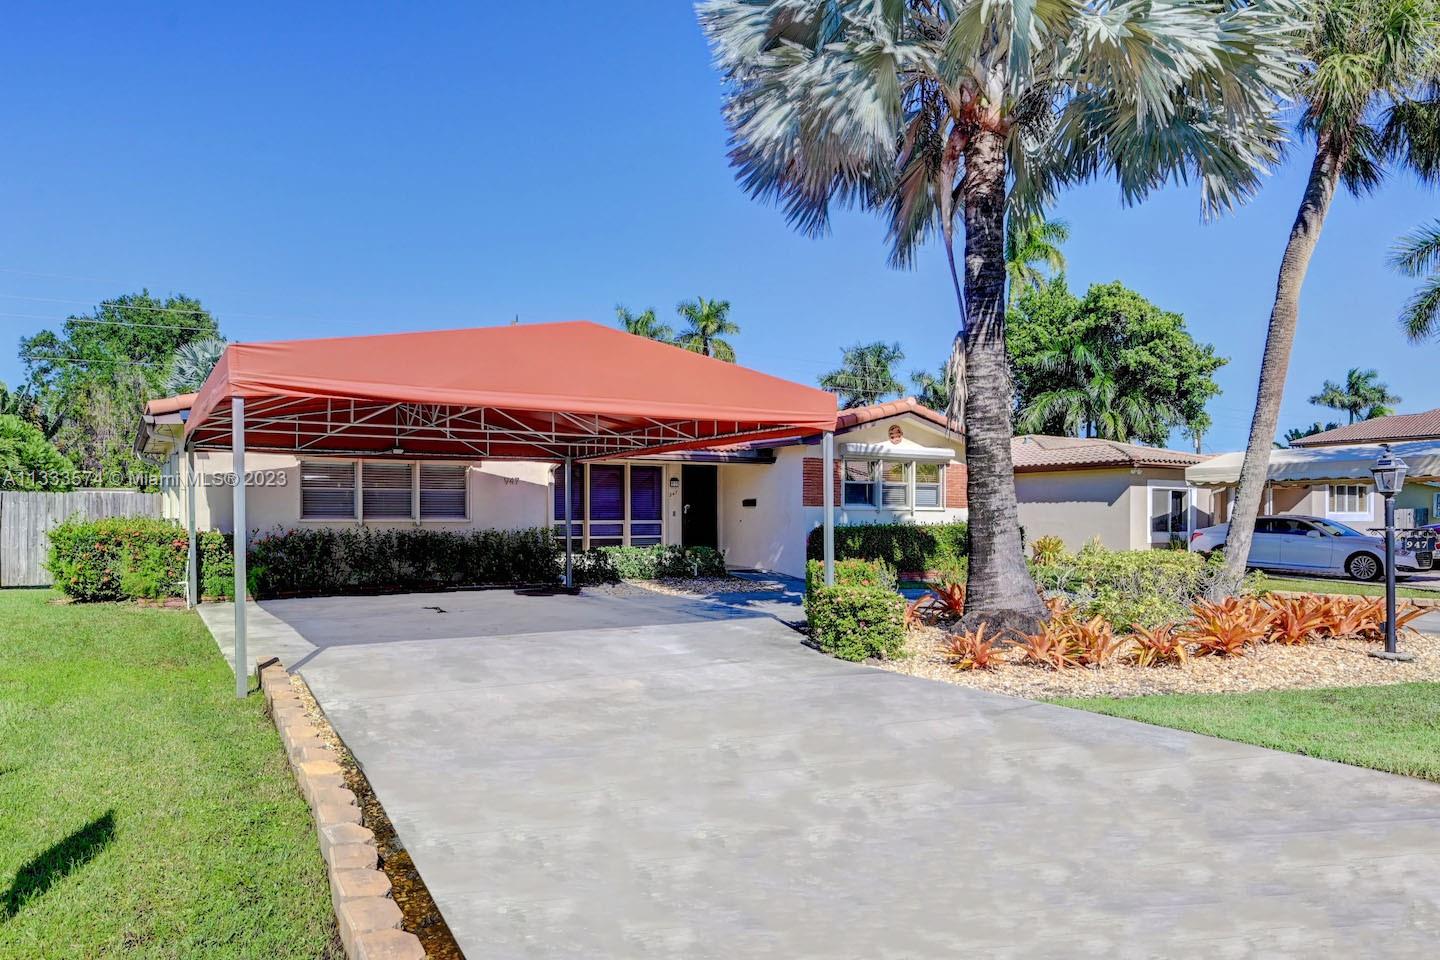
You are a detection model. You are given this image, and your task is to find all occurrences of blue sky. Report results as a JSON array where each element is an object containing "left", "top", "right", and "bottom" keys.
[{"left": 1, "top": 2, "right": 1434, "bottom": 452}]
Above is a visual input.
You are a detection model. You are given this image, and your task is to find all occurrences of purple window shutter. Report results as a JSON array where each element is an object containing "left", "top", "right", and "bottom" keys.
[
  {"left": 589, "top": 465, "right": 624, "bottom": 520},
  {"left": 553, "top": 464, "right": 582, "bottom": 521},
  {"left": 630, "top": 466, "right": 662, "bottom": 522}
]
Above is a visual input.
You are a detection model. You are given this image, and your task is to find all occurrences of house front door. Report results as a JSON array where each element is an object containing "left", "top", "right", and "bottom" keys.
[{"left": 681, "top": 465, "right": 718, "bottom": 549}]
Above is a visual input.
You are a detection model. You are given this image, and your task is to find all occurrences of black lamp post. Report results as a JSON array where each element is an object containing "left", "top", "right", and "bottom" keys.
[{"left": 1369, "top": 445, "right": 1412, "bottom": 662}]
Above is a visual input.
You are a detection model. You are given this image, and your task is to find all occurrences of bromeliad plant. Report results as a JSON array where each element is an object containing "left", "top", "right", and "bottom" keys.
[
  {"left": 1184, "top": 598, "right": 1274, "bottom": 657},
  {"left": 1265, "top": 595, "right": 1330, "bottom": 645},
  {"left": 946, "top": 623, "right": 1005, "bottom": 670},
  {"left": 1128, "top": 623, "right": 1189, "bottom": 668}
]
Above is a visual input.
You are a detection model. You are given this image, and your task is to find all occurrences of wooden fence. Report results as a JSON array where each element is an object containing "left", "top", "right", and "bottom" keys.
[{"left": 0, "top": 490, "right": 163, "bottom": 587}]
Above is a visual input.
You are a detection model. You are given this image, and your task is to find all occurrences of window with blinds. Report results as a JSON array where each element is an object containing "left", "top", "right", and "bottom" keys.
[
  {"left": 915, "top": 462, "right": 943, "bottom": 508},
  {"left": 880, "top": 461, "right": 909, "bottom": 507},
  {"left": 419, "top": 464, "right": 467, "bottom": 520},
  {"left": 630, "top": 466, "right": 663, "bottom": 546},
  {"left": 588, "top": 465, "right": 625, "bottom": 546},
  {"left": 300, "top": 461, "right": 357, "bottom": 519},
  {"left": 362, "top": 463, "right": 414, "bottom": 520}
]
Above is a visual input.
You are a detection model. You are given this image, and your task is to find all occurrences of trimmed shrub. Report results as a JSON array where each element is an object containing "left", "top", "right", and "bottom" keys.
[
  {"left": 806, "top": 521, "right": 968, "bottom": 573},
  {"left": 804, "top": 557, "right": 897, "bottom": 594},
  {"left": 597, "top": 544, "right": 728, "bottom": 580},
  {"left": 568, "top": 548, "right": 619, "bottom": 586},
  {"left": 1029, "top": 545, "right": 1257, "bottom": 628},
  {"left": 199, "top": 530, "right": 235, "bottom": 599},
  {"left": 246, "top": 527, "right": 560, "bottom": 597},
  {"left": 805, "top": 585, "right": 906, "bottom": 662},
  {"left": 48, "top": 517, "right": 191, "bottom": 601}
]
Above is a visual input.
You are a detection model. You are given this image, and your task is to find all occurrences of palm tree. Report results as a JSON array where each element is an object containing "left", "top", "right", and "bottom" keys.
[
  {"left": 819, "top": 341, "right": 906, "bottom": 409},
  {"left": 1005, "top": 215, "right": 1069, "bottom": 307},
  {"left": 166, "top": 337, "right": 227, "bottom": 394},
  {"left": 911, "top": 365, "right": 950, "bottom": 412},
  {"left": 1221, "top": 0, "right": 1440, "bottom": 588},
  {"left": 1390, "top": 220, "right": 1440, "bottom": 341},
  {"left": 1309, "top": 368, "right": 1401, "bottom": 423},
  {"left": 615, "top": 305, "right": 674, "bottom": 343},
  {"left": 699, "top": 0, "right": 1300, "bottom": 631},
  {"left": 674, "top": 297, "right": 739, "bottom": 362},
  {"left": 1015, "top": 328, "right": 1177, "bottom": 442},
  {"left": 1284, "top": 420, "right": 1342, "bottom": 445}
]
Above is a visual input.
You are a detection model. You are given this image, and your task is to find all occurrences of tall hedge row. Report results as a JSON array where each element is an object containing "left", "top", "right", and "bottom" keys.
[{"left": 805, "top": 521, "right": 969, "bottom": 574}]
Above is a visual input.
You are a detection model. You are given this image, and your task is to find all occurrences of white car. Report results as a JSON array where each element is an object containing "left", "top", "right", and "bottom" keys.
[{"left": 1189, "top": 515, "right": 1435, "bottom": 581}]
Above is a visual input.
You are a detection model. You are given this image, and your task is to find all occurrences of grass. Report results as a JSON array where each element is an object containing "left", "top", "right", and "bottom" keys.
[
  {"left": 1055, "top": 683, "right": 1440, "bottom": 783},
  {"left": 1262, "top": 574, "right": 1440, "bottom": 598},
  {"left": 0, "top": 589, "right": 338, "bottom": 959}
]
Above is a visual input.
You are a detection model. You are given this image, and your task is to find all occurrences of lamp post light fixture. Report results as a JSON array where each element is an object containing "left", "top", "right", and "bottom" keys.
[{"left": 1370, "top": 445, "right": 1412, "bottom": 662}]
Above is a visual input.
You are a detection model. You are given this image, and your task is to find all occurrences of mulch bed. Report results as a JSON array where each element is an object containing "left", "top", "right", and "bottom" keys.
[{"left": 878, "top": 624, "right": 1440, "bottom": 700}]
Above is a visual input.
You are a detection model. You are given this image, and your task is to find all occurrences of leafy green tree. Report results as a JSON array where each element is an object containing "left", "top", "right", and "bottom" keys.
[
  {"left": 1284, "top": 420, "right": 1342, "bottom": 445},
  {"left": 1005, "top": 215, "right": 1069, "bottom": 307},
  {"left": 615, "top": 306, "right": 675, "bottom": 343},
  {"left": 1389, "top": 219, "right": 1440, "bottom": 341},
  {"left": 166, "top": 337, "right": 227, "bottom": 394},
  {"left": 911, "top": 365, "right": 950, "bottom": 412},
  {"left": 1008, "top": 280, "right": 1226, "bottom": 446},
  {"left": 20, "top": 291, "right": 221, "bottom": 482},
  {"left": 700, "top": 0, "right": 1299, "bottom": 630},
  {"left": 1224, "top": 0, "right": 1440, "bottom": 587},
  {"left": 0, "top": 381, "right": 61, "bottom": 439},
  {"left": 819, "top": 341, "right": 906, "bottom": 409},
  {"left": 673, "top": 297, "right": 739, "bottom": 362},
  {"left": 0, "top": 414, "right": 74, "bottom": 491},
  {"left": 1308, "top": 368, "right": 1401, "bottom": 424}
]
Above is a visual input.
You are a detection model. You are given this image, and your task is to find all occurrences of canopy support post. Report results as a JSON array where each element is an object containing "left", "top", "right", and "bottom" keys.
[
  {"left": 186, "top": 445, "right": 198, "bottom": 608},
  {"left": 563, "top": 455, "right": 574, "bottom": 589},
  {"left": 232, "top": 397, "right": 248, "bottom": 698},
  {"left": 822, "top": 430, "right": 835, "bottom": 586}
]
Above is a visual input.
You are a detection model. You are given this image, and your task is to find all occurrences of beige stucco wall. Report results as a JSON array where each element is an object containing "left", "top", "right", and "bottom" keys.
[
  {"left": 1016, "top": 466, "right": 1210, "bottom": 552},
  {"left": 161, "top": 450, "right": 552, "bottom": 535},
  {"left": 718, "top": 417, "right": 969, "bottom": 578}
]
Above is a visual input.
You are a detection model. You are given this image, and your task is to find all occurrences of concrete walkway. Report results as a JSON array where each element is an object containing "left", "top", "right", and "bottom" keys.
[{"left": 200, "top": 587, "right": 1440, "bottom": 958}]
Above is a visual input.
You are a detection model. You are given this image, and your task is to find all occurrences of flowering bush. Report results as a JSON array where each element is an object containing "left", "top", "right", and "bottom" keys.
[{"left": 47, "top": 516, "right": 228, "bottom": 601}]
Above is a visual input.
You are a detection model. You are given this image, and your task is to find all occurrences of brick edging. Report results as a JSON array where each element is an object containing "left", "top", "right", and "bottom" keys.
[
  {"left": 1270, "top": 589, "right": 1440, "bottom": 609},
  {"left": 259, "top": 661, "right": 426, "bottom": 960}
]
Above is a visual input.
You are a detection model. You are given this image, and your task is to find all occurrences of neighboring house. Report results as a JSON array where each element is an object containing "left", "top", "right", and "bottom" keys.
[
  {"left": 1011, "top": 435, "right": 1211, "bottom": 552},
  {"left": 1189, "top": 440, "right": 1440, "bottom": 531},
  {"left": 1288, "top": 408, "right": 1440, "bottom": 448},
  {"left": 137, "top": 395, "right": 968, "bottom": 580}
]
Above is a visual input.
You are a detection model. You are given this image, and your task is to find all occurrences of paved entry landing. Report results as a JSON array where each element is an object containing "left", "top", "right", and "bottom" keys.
[{"left": 201, "top": 588, "right": 1440, "bottom": 958}]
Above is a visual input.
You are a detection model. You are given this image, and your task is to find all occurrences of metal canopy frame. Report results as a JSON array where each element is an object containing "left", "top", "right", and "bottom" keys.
[{"left": 187, "top": 393, "right": 837, "bottom": 698}]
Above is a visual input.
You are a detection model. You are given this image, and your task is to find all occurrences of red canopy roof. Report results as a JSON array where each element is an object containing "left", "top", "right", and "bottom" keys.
[{"left": 185, "top": 321, "right": 837, "bottom": 461}]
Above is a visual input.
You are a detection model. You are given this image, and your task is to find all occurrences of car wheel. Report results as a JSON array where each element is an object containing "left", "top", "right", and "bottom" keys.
[{"left": 1345, "top": 552, "right": 1382, "bottom": 582}]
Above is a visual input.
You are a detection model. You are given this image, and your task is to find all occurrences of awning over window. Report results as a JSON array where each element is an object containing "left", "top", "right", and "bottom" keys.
[
  {"left": 1187, "top": 440, "right": 1440, "bottom": 486},
  {"left": 841, "top": 438, "right": 957, "bottom": 462},
  {"left": 184, "top": 321, "right": 838, "bottom": 461}
]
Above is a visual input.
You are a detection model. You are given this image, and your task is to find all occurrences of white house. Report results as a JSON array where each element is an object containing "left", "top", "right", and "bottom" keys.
[{"left": 138, "top": 395, "right": 968, "bottom": 580}]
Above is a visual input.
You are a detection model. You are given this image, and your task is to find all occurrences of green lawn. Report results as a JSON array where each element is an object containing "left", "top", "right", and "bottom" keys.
[
  {"left": 1056, "top": 683, "right": 1440, "bottom": 783},
  {"left": 1263, "top": 575, "right": 1440, "bottom": 598},
  {"left": 0, "top": 589, "right": 338, "bottom": 959}
]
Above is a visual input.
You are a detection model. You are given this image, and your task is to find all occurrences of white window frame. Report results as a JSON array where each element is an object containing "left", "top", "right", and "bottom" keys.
[
  {"left": 299, "top": 459, "right": 361, "bottom": 522},
  {"left": 1326, "top": 483, "right": 1373, "bottom": 521},
  {"left": 299, "top": 459, "right": 472, "bottom": 523},
  {"left": 417, "top": 462, "right": 471, "bottom": 522},
  {"left": 1147, "top": 480, "right": 1192, "bottom": 545},
  {"left": 551, "top": 462, "right": 666, "bottom": 548},
  {"left": 841, "top": 459, "right": 879, "bottom": 508},
  {"left": 914, "top": 461, "right": 946, "bottom": 512}
]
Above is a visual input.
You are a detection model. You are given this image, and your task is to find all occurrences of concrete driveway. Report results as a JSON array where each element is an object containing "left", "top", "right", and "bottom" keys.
[{"left": 201, "top": 586, "right": 1440, "bottom": 958}]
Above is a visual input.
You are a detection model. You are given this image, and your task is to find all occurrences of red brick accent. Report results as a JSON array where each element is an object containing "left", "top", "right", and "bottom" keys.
[
  {"left": 945, "top": 461, "right": 968, "bottom": 509},
  {"left": 802, "top": 457, "right": 842, "bottom": 507}
]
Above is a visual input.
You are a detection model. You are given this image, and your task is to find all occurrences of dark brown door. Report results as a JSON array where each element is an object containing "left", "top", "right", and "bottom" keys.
[{"left": 681, "top": 465, "right": 718, "bottom": 549}]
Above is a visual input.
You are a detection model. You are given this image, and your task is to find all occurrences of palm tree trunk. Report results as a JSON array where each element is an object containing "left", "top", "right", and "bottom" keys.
[
  {"left": 957, "top": 127, "right": 1047, "bottom": 633},
  {"left": 1221, "top": 138, "right": 1343, "bottom": 587}
]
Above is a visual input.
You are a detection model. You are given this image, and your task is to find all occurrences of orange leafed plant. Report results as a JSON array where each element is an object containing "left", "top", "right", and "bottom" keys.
[
  {"left": 1329, "top": 596, "right": 1385, "bottom": 639},
  {"left": 1016, "top": 620, "right": 1081, "bottom": 670},
  {"left": 1185, "top": 599, "right": 1272, "bottom": 657},
  {"left": 1395, "top": 603, "right": 1430, "bottom": 635},
  {"left": 1069, "top": 615, "right": 1124, "bottom": 667},
  {"left": 945, "top": 623, "right": 1005, "bottom": 671},
  {"left": 906, "top": 580, "right": 966, "bottom": 628},
  {"left": 1265, "top": 595, "right": 1327, "bottom": 645},
  {"left": 1129, "top": 623, "right": 1188, "bottom": 667},
  {"left": 928, "top": 581, "right": 966, "bottom": 617}
]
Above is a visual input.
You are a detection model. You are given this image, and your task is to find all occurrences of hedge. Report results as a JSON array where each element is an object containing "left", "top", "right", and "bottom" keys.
[
  {"left": 804, "top": 557, "right": 897, "bottom": 594},
  {"left": 805, "top": 583, "right": 906, "bottom": 662},
  {"left": 806, "top": 521, "right": 968, "bottom": 574},
  {"left": 47, "top": 517, "right": 233, "bottom": 601},
  {"left": 598, "top": 545, "right": 727, "bottom": 580}
]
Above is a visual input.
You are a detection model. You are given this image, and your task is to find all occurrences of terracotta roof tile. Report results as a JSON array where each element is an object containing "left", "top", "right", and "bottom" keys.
[
  {"left": 1011, "top": 435, "right": 1203, "bottom": 471},
  {"left": 835, "top": 397, "right": 956, "bottom": 433},
  {"left": 144, "top": 393, "right": 197, "bottom": 416},
  {"left": 1289, "top": 409, "right": 1440, "bottom": 447}
]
